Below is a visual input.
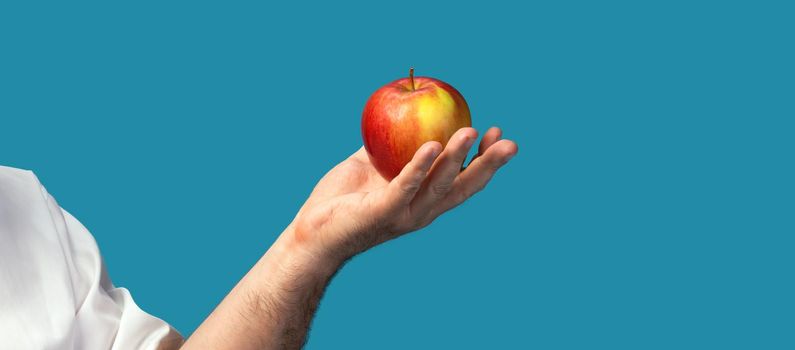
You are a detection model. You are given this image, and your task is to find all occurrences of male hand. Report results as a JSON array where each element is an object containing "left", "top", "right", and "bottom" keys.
[
  {"left": 182, "top": 126, "right": 518, "bottom": 350},
  {"left": 290, "top": 126, "right": 519, "bottom": 263}
]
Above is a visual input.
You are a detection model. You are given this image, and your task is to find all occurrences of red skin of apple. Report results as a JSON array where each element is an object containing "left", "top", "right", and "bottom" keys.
[{"left": 362, "top": 76, "right": 472, "bottom": 180}]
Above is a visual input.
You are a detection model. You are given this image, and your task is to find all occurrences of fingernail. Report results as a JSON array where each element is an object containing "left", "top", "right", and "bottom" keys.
[{"left": 464, "top": 136, "right": 476, "bottom": 148}]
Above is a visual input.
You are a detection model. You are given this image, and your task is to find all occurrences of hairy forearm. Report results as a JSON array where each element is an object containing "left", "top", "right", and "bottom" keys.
[
  {"left": 177, "top": 127, "right": 516, "bottom": 349},
  {"left": 180, "top": 225, "right": 343, "bottom": 350}
]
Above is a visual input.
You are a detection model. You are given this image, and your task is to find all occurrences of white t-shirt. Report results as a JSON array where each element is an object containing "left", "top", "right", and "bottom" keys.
[{"left": 0, "top": 166, "right": 183, "bottom": 350}]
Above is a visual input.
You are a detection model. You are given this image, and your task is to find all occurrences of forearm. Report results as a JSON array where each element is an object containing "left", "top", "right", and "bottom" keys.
[
  {"left": 181, "top": 225, "right": 342, "bottom": 350},
  {"left": 177, "top": 127, "right": 516, "bottom": 349}
]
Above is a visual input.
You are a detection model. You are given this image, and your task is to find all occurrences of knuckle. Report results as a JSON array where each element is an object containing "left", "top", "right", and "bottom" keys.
[
  {"left": 431, "top": 183, "right": 453, "bottom": 196},
  {"left": 405, "top": 218, "right": 424, "bottom": 231},
  {"left": 455, "top": 151, "right": 470, "bottom": 164},
  {"left": 400, "top": 182, "right": 421, "bottom": 196},
  {"left": 487, "top": 156, "right": 504, "bottom": 170},
  {"left": 457, "top": 190, "right": 471, "bottom": 204},
  {"left": 458, "top": 182, "right": 485, "bottom": 203},
  {"left": 416, "top": 209, "right": 439, "bottom": 228},
  {"left": 417, "top": 215, "right": 435, "bottom": 229},
  {"left": 397, "top": 176, "right": 423, "bottom": 196},
  {"left": 475, "top": 180, "right": 488, "bottom": 193}
]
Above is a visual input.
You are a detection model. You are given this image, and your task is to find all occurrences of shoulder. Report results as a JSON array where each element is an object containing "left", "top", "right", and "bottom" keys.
[
  {"left": 0, "top": 165, "right": 46, "bottom": 202},
  {"left": 0, "top": 165, "right": 48, "bottom": 217},
  {"left": 0, "top": 165, "right": 40, "bottom": 187},
  {"left": 0, "top": 165, "right": 51, "bottom": 223},
  {"left": 0, "top": 165, "right": 33, "bottom": 174}
]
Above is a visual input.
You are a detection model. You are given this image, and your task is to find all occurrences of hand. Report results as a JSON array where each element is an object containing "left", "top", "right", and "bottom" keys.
[
  {"left": 289, "top": 127, "right": 518, "bottom": 263},
  {"left": 182, "top": 126, "right": 517, "bottom": 350}
]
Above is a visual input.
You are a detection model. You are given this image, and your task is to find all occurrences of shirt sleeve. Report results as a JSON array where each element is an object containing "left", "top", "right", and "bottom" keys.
[
  {"left": 59, "top": 208, "right": 184, "bottom": 350},
  {"left": 0, "top": 166, "right": 183, "bottom": 350}
]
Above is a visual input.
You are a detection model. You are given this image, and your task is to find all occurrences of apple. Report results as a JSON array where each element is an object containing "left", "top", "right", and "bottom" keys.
[{"left": 362, "top": 68, "right": 472, "bottom": 179}]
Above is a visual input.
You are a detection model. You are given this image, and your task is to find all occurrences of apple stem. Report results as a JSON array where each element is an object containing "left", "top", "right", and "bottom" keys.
[{"left": 409, "top": 67, "right": 415, "bottom": 91}]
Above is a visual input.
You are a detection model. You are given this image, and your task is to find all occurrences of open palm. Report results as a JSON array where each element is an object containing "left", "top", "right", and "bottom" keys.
[{"left": 292, "top": 127, "right": 518, "bottom": 259}]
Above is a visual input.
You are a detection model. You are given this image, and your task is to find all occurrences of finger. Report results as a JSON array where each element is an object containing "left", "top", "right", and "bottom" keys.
[
  {"left": 381, "top": 141, "right": 443, "bottom": 208},
  {"left": 469, "top": 126, "right": 502, "bottom": 166},
  {"left": 440, "top": 139, "right": 518, "bottom": 213},
  {"left": 411, "top": 127, "right": 479, "bottom": 211}
]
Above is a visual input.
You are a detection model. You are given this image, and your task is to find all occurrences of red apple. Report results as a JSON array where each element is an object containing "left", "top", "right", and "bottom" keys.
[{"left": 362, "top": 68, "right": 472, "bottom": 179}]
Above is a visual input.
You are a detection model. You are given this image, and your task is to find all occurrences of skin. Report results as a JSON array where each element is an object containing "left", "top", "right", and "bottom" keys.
[{"left": 178, "top": 126, "right": 518, "bottom": 350}]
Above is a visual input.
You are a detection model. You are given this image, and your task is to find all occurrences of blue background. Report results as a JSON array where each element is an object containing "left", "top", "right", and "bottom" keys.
[{"left": 1, "top": 1, "right": 793, "bottom": 348}]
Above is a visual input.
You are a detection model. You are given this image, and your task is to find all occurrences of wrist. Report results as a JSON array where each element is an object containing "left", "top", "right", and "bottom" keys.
[
  {"left": 286, "top": 216, "right": 363, "bottom": 267},
  {"left": 233, "top": 226, "right": 343, "bottom": 319},
  {"left": 191, "top": 225, "right": 345, "bottom": 349},
  {"left": 270, "top": 223, "right": 346, "bottom": 279}
]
